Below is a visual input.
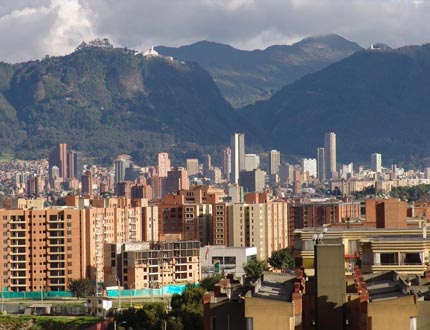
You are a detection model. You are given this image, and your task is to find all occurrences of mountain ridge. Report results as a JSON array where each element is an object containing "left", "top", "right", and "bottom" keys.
[
  {"left": 0, "top": 44, "right": 237, "bottom": 164},
  {"left": 156, "top": 34, "right": 362, "bottom": 107},
  {"left": 241, "top": 43, "right": 430, "bottom": 167}
]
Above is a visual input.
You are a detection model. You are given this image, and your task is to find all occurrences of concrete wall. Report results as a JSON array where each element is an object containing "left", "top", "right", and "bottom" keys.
[
  {"left": 368, "top": 295, "right": 417, "bottom": 330},
  {"left": 244, "top": 297, "right": 295, "bottom": 330},
  {"left": 417, "top": 300, "right": 430, "bottom": 330},
  {"left": 315, "top": 244, "right": 345, "bottom": 330},
  {"left": 207, "top": 299, "right": 246, "bottom": 330}
]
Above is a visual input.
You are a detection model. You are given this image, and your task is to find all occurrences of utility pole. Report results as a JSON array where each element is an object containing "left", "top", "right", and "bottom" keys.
[{"left": 117, "top": 277, "right": 121, "bottom": 310}]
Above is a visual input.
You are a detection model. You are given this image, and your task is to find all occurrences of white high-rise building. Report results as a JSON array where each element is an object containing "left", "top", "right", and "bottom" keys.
[
  {"left": 324, "top": 132, "right": 337, "bottom": 179},
  {"left": 269, "top": 150, "right": 281, "bottom": 175},
  {"left": 222, "top": 147, "right": 231, "bottom": 180},
  {"left": 371, "top": 153, "right": 382, "bottom": 173},
  {"left": 244, "top": 154, "right": 260, "bottom": 171},
  {"left": 230, "top": 133, "right": 245, "bottom": 184},
  {"left": 186, "top": 159, "right": 199, "bottom": 176},
  {"left": 301, "top": 158, "right": 317, "bottom": 177},
  {"left": 341, "top": 163, "right": 354, "bottom": 179}
]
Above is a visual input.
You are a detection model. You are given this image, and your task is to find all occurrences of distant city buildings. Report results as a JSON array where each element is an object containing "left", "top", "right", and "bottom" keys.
[
  {"left": 371, "top": 153, "right": 382, "bottom": 173},
  {"left": 244, "top": 154, "right": 260, "bottom": 171},
  {"left": 230, "top": 133, "right": 245, "bottom": 184},
  {"left": 269, "top": 150, "right": 281, "bottom": 175},
  {"left": 186, "top": 159, "right": 199, "bottom": 176},
  {"left": 222, "top": 147, "right": 231, "bottom": 180},
  {"left": 324, "top": 132, "right": 337, "bottom": 179},
  {"left": 316, "top": 147, "right": 325, "bottom": 180},
  {"left": 301, "top": 158, "right": 317, "bottom": 178},
  {"left": 157, "top": 152, "right": 171, "bottom": 178}
]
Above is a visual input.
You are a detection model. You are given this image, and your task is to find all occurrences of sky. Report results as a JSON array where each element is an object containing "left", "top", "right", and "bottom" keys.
[{"left": 1, "top": 0, "right": 430, "bottom": 63}]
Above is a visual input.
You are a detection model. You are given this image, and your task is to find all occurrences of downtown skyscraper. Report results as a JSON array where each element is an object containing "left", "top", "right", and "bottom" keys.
[
  {"left": 317, "top": 147, "right": 326, "bottom": 180},
  {"left": 269, "top": 150, "right": 281, "bottom": 175},
  {"left": 324, "top": 132, "right": 337, "bottom": 179},
  {"left": 230, "top": 133, "right": 245, "bottom": 184},
  {"left": 371, "top": 153, "right": 382, "bottom": 173}
]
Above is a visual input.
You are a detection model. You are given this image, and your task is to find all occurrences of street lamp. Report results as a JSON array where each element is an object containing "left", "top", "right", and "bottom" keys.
[
  {"left": 117, "top": 277, "right": 121, "bottom": 311},
  {"left": 312, "top": 227, "right": 328, "bottom": 245},
  {"left": 129, "top": 283, "right": 135, "bottom": 308},
  {"left": 150, "top": 275, "right": 154, "bottom": 303},
  {"left": 1, "top": 275, "right": 4, "bottom": 314},
  {"left": 114, "top": 320, "right": 126, "bottom": 330}
]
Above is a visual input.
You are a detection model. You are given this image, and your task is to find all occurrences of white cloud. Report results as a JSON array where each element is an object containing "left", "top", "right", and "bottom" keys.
[
  {"left": 1, "top": 0, "right": 430, "bottom": 62},
  {"left": 0, "top": 0, "right": 95, "bottom": 63}
]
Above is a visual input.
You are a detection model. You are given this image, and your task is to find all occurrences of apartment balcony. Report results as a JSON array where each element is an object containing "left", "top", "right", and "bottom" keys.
[
  {"left": 11, "top": 280, "right": 27, "bottom": 286},
  {"left": 48, "top": 256, "right": 65, "bottom": 262},
  {"left": 10, "top": 258, "right": 26, "bottom": 264},
  {"left": 48, "top": 239, "right": 65, "bottom": 246},
  {"left": 10, "top": 217, "right": 25, "bottom": 224},
  {"left": 10, "top": 271, "right": 27, "bottom": 279},
  {"left": 10, "top": 263, "right": 26, "bottom": 269},
  {"left": 48, "top": 232, "right": 65, "bottom": 238},
  {"left": 11, "top": 233, "right": 26, "bottom": 238},
  {"left": 10, "top": 240, "right": 26, "bottom": 247},
  {"left": 49, "top": 271, "right": 65, "bottom": 278},
  {"left": 371, "top": 263, "right": 427, "bottom": 274},
  {"left": 48, "top": 217, "right": 64, "bottom": 223},
  {"left": 48, "top": 225, "right": 64, "bottom": 230},
  {"left": 49, "top": 263, "right": 65, "bottom": 270},
  {"left": 49, "top": 248, "right": 65, "bottom": 254},
  {"left": 174, "top": 269, "right": 189, "bottom": 274},
  {"left": 50, "top": 279, "right": 66, "bottom": 285},
  {"left": 11, "top": 247, "right": 26, "bottom": 255},
  {"left": 10, "top": 225, "right": 26, "bottom": 231}
]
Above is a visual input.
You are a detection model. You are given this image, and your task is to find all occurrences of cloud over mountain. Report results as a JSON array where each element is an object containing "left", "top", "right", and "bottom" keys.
[{"left": 2, "top": 0, "right": 430, "bottom": 62}]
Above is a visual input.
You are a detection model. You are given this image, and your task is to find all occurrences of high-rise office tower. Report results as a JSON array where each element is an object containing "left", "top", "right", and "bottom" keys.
[
  {"left": 81, "top": 170, "right": 93, "bottom": 195},
  {"left": 186, "top": 159, "right": 199, "bottom": 176},
  {"left": 166, "top": 168, "right": 189, "bottom": 194},
  {"left": 74, "top": 151, "right": 84, "bottom": 179},
  {"left": 49, "top": 143, "right": 68, "bottom": 179},
  {"left": 67, "top": 150, "right": 75, "bottom": 180},
  {"left": 269, "top": 150, "right": 281, "bottom": 175},
  {"left": 114, "top": 155, "right": 132, "bottom": 184},
  {"left": 324, "top": 132, "right": 336, "bottom": 179},
  {"left": 158, "top": 152, "right": 171, "bottom": 178},
  {"left": 371, "top": 153, "right": 382, "bottom": 173},
  {"left": 222, "top": 147, "right": 231, "bottom": 180},
  {"left": 203, "top": 154, "right": 212, "bottom": 176},
  {"left": 317, "top": 147, "right": 326, "bottom": 180},
  {"left": 67, "top": 150, "right": 83, "bottom": 179},
  {"left": 301, "top": 158, "right": 317, "bottom": 177},
  {"left": 244, "top": 154, "right": 260, "bottom": 171},
  {"left": 230, "top": 133, "right": 245, "bottom": 184}
]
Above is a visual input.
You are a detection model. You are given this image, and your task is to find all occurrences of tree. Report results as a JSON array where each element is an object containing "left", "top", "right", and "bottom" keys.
[
  {"left": 243, "top": 259, "right": 265, "bottom": 278},
  {"left": 200, "top": 274, "right": 223, "bottom": 291},
  {"left": 67, "top": 278, "right": 93, "bottom": 299},
  {"left": 170, "top": 285, "right": 205, "bottom": 330},
  {"left": 268, "top": 248, "right": 295, "bottom": 271}
]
